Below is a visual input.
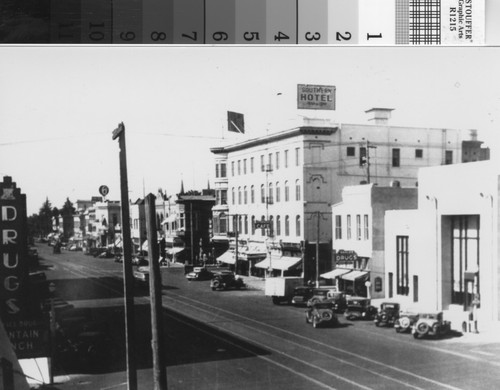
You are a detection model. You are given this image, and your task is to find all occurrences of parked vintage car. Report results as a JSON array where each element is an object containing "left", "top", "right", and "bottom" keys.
[
  {"left": 291, "top": 286, "right": 315, "bottom": 306},
  {"left": 210, "top": 271, "right": 245, "bottom": 291},
  {"left": 344, "top": 297, "right": 377, "bottom": 321},
  {"left": 412, "top": 312, "right": 451, "bottom": 339},
  {"left": 305, "top": 288, "right": 347, "bottom": 313},
  {"left": 186, "top": 267, "right": 214, "bottom": 281},
  {"left": 394, "top": 311, "right": 420, "bottom": 333},
  {"left": 374, "top": 302, "right": 401, "bottom": 327},
  {"left": 133, "top": 266, "right": 150, "bottom": 287},
  {"left": 305, "top": 299, "right": 339, "bottom": 328}
]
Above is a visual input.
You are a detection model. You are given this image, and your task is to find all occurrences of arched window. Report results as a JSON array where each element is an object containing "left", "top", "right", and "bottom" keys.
[
  {"left": 284, "top": 181, "right": 289, "bottom": 201},
  {"left": 295, "top": 179, "right": 301, "bottom": 201},
  {"left": 251, "top": 216, "right": 255, "bottom": 235},
  {"left": 276, "top": 216, "right": 281, "bottom": 236},
  {"left": 244, "top": 186, "right": 247, "bottom": 204},
  {"left": 269, "top": 216, "right": 274, "bottom": 237},
  {"left": 251, "top": 185, "right": 255, "bottom": 203},
  {"left": 244, "top": 216, "right": 248, "bottom": 234},
  {"left": 238, "top": 215, "right": 242, "bottom": 233},
  {"left": 268, "top": 182, "right": 273, "bottom": 203},
  {"left": 285, "top": 215, "right": 290, "bottom": 236},
  {"left": 261, "top": 216, "right": 266, "bottom": 236},
  {"left": 296, "top": 215, "right": 301, "bottom": 236},
  {"left": 232, "top": 187, "right": 235, "bottom": 205},
  {"left": 275, "top": 182, "right": 280, "bottom": 202},
  {"left": 238, "top": 186, "right": 242, "bottom": 205},
  {"left": 261, "top": 184, "right": 265, "bottom": 203}
]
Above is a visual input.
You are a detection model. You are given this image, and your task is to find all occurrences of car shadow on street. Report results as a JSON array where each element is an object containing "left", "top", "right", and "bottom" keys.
[{"left": 53, "top": 302, "right": 271, "bottom": 377}]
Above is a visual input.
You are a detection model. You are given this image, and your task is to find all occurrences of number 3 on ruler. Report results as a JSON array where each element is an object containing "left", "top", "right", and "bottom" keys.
[{"left": 305, "top": 32, "right": 321, "bottom": 41}]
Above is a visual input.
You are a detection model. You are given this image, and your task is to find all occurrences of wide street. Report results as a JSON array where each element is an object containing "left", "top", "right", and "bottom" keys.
[{"left": 33, "top": 243, "right": 500, "bottom": 390}]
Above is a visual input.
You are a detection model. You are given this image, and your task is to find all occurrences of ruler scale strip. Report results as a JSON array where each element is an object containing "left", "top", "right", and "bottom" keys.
[{"left": 0, "top": 0, "right": 489, "bottom": 44}]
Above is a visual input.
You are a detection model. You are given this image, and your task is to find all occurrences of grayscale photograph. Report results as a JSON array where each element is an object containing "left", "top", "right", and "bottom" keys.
[{"left": 1, "top": 45, "right": 500, "bottom": 390}]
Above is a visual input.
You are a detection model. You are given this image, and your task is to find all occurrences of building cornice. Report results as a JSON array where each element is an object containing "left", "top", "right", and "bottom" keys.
[{"left": 210, "top": 126, "right": 338, "bottom": 154}]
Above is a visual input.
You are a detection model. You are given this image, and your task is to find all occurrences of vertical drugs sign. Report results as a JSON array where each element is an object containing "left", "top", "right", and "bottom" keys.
[{"left": 0, "top": 176, "right": 28, "bottom": 321}]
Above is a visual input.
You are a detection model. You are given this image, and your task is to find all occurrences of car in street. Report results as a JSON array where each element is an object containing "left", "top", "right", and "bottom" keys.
[
  {"left": 412, "top": 312, "right": 451, "bottom": 339},
  {"left": 374, "top": 302, "right": 401, "bottom": 327},
  {"left": 133, "top": 266, "right": 150, "bottom": 287},
  {"left": 305, "top": 288, "right": 348, "bottom": 313},
  {"left": 186, "top": 267, "right": 214, "bottom": 281},
  {"left": 344, "top": 297, "right": 377, "bottom": 321},
  {"left": 291, "top": 286, "right": 315, "bottom": 306},
  {"left": 210, "top": 271, "right": 245, "bottom": 291},
  {"left": 394, "top": 311, "right": 420, "bottom": 333},
  {"left": 305, "top": 299, "right": 339, "bottom": 328}
]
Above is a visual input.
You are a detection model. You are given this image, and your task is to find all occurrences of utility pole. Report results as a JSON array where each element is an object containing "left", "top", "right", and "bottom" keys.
[
  {"left": 190, "top": 202, "right": 194, "bottom": 265},
  {"left": 112, "top": 122, "right": 137, "bottom": 390},
  {"left": 234, "top": 215, "right": 239, "bottom": 274},
  {"left": 145, "top": 194, "right": 167, "bottom": 390}
]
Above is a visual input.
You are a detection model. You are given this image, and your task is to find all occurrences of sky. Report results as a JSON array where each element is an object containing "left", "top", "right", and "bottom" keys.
[{"left": 1, "top": 45, "right": 499, "bottom": 215}]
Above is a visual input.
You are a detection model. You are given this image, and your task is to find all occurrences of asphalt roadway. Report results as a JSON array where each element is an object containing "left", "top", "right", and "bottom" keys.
[{"left": 29, "top": 243, "right": 500, "bottom": 390}]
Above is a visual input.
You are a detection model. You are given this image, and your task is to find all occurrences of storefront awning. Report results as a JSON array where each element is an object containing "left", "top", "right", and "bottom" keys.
[
  {"left": 320, "top": 268, "right": 352, "bottom": 279},
  {"left": 141, "top": 240, "right": 148, "bottom": 252},
  {"left": 341, "top": 270, "right": 369, "bottom": 281},
  {"left": 255, "top": 256, "right": 301, "bottom": 271},
  {"left": 217, "top": 250, "right": 235, "bottom": 265},
  {"left": 161, "top": 215, "right": 176, "bottom": 224},
  {"left": 167, "top": 247, "right": 185, "bottom": 255}
]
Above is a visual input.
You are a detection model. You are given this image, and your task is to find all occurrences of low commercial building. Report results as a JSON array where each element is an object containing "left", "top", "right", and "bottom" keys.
[{"left": 385, "top": 159, "right": 499, "bottom": 331}]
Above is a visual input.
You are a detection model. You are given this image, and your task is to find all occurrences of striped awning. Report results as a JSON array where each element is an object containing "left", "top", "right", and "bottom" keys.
[{"left": 341, "top": 270, "right": 369, "bottom": 281}]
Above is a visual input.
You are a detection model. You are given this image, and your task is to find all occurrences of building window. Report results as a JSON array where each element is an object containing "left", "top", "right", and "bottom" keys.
[
  {"left": 215, "top": 164, "right": 220, "bottom": 178},
  {"left": 285, "top": 215, "right": 290, "bottom": 236},
  {"left": 445, "top": 150, "right": 453, "bottom": 165},
  {"left": 295, "top": 147, "right": 300, "bottom": 166},
  {"left": 284, "top": 150, "right": 289, "bottom": 168},
  {"left": 268, "top": 153, "right": 273, "bottom": 170},
  {"left": 396, "top": 235, "right": 409, "bottom": 296},
  {"left": 392, "top": 148, "right": 400, "bottom": 167},
  {"left": 269, "top": 216, "right": 274, "bottom": 236},
  {"left": 359, "top": 147, "right": 367, "bottom": 166},
  {"left": 364, "top": 215, "right": 369, "bottom": 240},
  {"left": 261, "top": 155, "right": 265, "bottom": 171},
  {"left": 451, "top": 215, "right": 479, "bottom": 306},
  {"left": 275, "top": 182, "right": 280, "bottom": 202},
  {"left": 250, "top": 185, "right": 255, "bottom": 203},
  {"left": 335, "top": 215, "right": 342, "bottom": 239},
  {"left": 220, "top": 212, "right": 227, "bottom": 234},
  {"left": 295, "top": 180, "right": 301, "bottom": 201},
  {"left": 238, "top": 187, "right": 242, "bottom": 204},
  {"left": 244, "top": 186, "right": 247, "bottom": 204},
  {"left": 276, "top": 216, "right": 281, "bottom": 236},
  {"left": 284, "top": 181, "right": 289, "bottom": 201},
  {"left": 261, "top": 184, "right": 265, "bottom": 203},
  {"left": 347, "top": 215, "right": 352, "bottom": 240},
  {"left": 356, "top": 215, "right": 361, "bottom": 240},
  {"left": 347, "top": 147, "right": 355, "bottom": 157},
  {"left": 221, "top": 189, "right": 227, "bottom": 205},
  {"left": 251, "top": 216, "right": 255, "bottom": 235},
  {"left": 268, "top": 183, "right": 273, "bottom": 204},
  {"left": 243, "top": 159, "right": 247, "bottom": 174},
  {"left": 231, "top": 188, "right": 235, "bottom": 205},
  {"left": 231, "top": 161, "right": 235, "bottom": 176},
  {"left": 415, "top": 149, "right": 423, "bottom": 158},
  {"left": 276, "top": 152, "right": 280, "bottom": 170},
  {"left": 296, "top": 215, "right": 301, "bottom": 236},
  {"left": 237, "top": 160, "right": 241, "bottom": 175},
  {"left": 244, "top": 216, "right": 248, "bottom": 234},
  {"left": 250, "top": 157, "right": 254, "bottom": 173},
  {"left": 260, "top": 216, "right": 266, "bottom": 236},
  {"left": 220, "top": 163, "right": 226, "bottom": 177}
]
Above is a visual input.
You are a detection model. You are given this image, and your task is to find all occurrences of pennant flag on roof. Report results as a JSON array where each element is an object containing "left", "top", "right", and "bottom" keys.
[{"left": 227, "top": 111, "right": 245, "bottom": 133}]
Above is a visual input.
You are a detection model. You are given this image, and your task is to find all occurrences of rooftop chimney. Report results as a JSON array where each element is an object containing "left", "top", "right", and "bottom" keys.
[
  {"left": 469, "top": 129, "right": 478, "bottom": 141},
  {"left": 365, "top": 108, "right": 394, "bottom": 125}
]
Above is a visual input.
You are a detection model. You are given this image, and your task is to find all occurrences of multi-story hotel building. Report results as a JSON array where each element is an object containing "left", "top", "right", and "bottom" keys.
[{"left": 210, "top": 109, "right": 489, "bottom": 280}]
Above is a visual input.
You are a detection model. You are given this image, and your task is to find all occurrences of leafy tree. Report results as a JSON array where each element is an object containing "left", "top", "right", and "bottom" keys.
[
  {"left": 52, "top": 207, "right": 60, "bottom": 226},
  {"left": 38, "top": 198, "right": 52, "bottom": 235},
  {"left": 61, "top": 198, "right": 75, "bottom": 216}
]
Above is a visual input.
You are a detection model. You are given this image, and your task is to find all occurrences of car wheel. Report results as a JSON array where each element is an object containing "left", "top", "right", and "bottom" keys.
[
  {"left": 398, "top": 316, "right": 411, "bottom": 332},
  {"left": 321, "top": 311, "right": 333, "bottom": 322},
  {"left": 416, "top": 322, "right": 430, "bottom": 336},
  {"left": 212, "top": 280, "right": 220, "bottom": 290}
]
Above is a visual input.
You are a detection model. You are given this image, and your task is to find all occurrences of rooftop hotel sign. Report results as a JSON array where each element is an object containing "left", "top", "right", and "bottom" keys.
[
  {"left": 0, "top": 176, "right": 28, "bottom": 321},
  {"left": 297, "top": 84, "right": 336, "bottom": 110}
]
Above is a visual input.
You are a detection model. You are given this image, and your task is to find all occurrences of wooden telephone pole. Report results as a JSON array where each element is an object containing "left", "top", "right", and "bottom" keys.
[{"left": 112, "top": 122, "right": 137, "bottom": 390}]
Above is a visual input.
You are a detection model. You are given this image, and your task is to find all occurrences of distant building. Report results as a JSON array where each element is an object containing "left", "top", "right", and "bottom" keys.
[{"left": 210, "top": 109, "right": 489, "bottom": 280}]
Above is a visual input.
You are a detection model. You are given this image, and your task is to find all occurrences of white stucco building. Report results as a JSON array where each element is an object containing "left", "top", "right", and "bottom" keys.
[{"left": 385, "top": 159, "right": 499, "bottom": 331}]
